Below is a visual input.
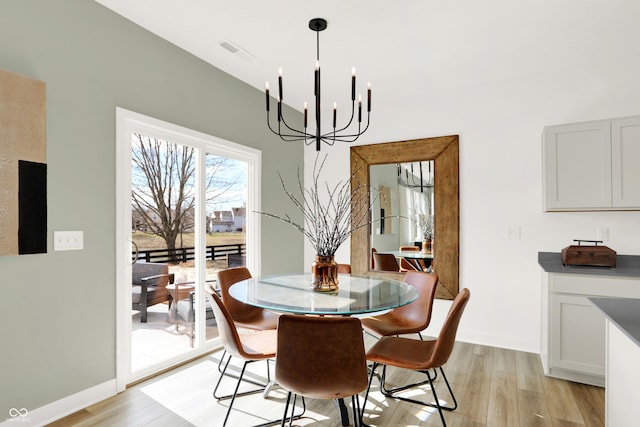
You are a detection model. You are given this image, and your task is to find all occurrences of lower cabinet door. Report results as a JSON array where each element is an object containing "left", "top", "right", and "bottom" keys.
[{"left": 550, "top": 293, "right": 606, "bottom": 376}]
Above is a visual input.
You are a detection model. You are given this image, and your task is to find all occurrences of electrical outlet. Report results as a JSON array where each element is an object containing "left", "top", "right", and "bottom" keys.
[
  {"left": 506, "top": 226, "right": 521, "bottom": 240},
  {"left": 54, "top": 231, "right": 84, "bottom": 251},
  {"left": 597, "top": 227, "right": 609, "bottom": 242}
]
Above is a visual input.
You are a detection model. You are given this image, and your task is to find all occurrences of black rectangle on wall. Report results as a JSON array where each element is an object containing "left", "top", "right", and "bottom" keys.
[{"left": 18, "top": 160, "right": 47, "bottom": 254}]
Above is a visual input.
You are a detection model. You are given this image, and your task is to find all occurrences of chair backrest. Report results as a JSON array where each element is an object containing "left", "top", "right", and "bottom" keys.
[
  {"left": 275, "top": 315, "right": 369, "bottom": 400},
  {"left": 429, "top": 288, "right": 470, "bottom": 367},
  {"left": 208, "top": 291, "right": 249, "bottom": 359},
  {"left": 395, "top": 271, "right": 438, "bottom": 328},
  {"left": 373, "top": 252, "right": 400, "bottom": 272},
  {"left": 399, "top": 246, "right": 420, "bottom": 251},
  {"left": 337, "top": 263, "right": 351, "bottom": 274},
  {"left": 132, "top": 263, "right": 171, "bottom": 287},
  {"left": 217, "top": 267, "right": 260, "bottom": 320}
]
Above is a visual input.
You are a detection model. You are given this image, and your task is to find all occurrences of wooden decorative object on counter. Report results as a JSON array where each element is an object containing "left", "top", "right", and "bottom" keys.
[{"left": 561, "top": 239, "right": 617, "bottom": 267}]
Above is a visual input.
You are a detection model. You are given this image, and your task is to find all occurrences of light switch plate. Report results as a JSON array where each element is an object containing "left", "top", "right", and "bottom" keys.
[
  {"left": 53, "top": 231, "right": 84, "bottom": 251},
  {"left": 597, "top": 227, "right": 609, "bottom": 241},
  {"left": 506, "top": 226, "right": 521, "bottom": 240}
]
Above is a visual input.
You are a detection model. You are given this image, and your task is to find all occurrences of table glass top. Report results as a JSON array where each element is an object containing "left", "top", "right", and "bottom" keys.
[
  {"left": 379, "top": 250, "right": 434, "bottom": 259},
  {"left": 228, "top": 273, "right": 418, "bottom": 315}
]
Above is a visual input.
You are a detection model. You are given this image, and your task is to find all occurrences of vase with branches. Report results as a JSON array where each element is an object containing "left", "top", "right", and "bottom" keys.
[
  {"left": 409, "top": 204, "right": 434, "bottom": 253},
  {"left": 257, "top": 155, "right": 375, "bottom": 292},
  {"left": 419, "top": 214, "right": 434, "bottom": 253}
]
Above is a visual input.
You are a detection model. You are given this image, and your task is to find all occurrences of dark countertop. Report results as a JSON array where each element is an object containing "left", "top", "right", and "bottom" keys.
[
  {"left": 538, "top": 252, "right": 640, "bottom": 277},
  {"left": 589, "top": 297, "right": 640, "bottom": 348}
]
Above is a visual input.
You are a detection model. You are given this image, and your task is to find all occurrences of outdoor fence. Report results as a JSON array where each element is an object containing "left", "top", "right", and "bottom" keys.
[{"left": 133, "top": 243, "right": 245, "bottom": 264}]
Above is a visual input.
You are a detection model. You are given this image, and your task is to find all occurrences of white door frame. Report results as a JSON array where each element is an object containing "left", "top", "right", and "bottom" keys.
[{"left": 115, "top": 107, "right": 262, "bottom": 390}]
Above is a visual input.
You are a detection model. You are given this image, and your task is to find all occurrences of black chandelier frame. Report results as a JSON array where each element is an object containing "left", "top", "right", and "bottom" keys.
[{"left": 265, "top": 18, "right": 371, "bottom": 151}]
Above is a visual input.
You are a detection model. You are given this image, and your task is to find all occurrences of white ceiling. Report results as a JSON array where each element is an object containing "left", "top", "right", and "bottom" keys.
[{"left": 94, "top": 0, "right": 640, "bottom": 143}]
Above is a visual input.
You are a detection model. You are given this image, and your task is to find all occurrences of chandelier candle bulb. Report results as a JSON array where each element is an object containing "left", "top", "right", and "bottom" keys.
[
  {"left": 333, "top": 103, "right": 337, "bottom": 128},
  {"left": 278, "top": 68, "right": 283, "bottom": 101},
  {"left": 304, "top": 102, "right": 308, "bottom": 128},
  {"left": 277, "top": 97, "right": 282, "bottom": 122},
  {"left": 351, "top": 67, "right": 356, "bottom": 100},
  {"left": 367, "top": 82, "right": 371, "bottom": 112},
  {"left": 358, "top": 95, "right": 362, "bottom": 122},
  {"left": 265, "top": 82, "right": 270, "bottom": 111}
]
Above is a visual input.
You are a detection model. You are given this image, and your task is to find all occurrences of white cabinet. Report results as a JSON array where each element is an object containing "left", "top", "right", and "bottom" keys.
[
  {"left": 543, "top": 115, "right": 640, "bottom": 211},
  {"left": 611, "top": 116, "right": 640, "bottom": 207},
  {"left": 541, "top": 273, "right": 640, "bottom": 386},
  {"left": 605, "top": 319, "right": 640, "bottom": 427}
]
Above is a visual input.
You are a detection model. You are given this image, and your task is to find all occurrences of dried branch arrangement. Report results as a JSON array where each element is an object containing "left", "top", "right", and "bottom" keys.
[{"left": 257, "top": 154, "right": 375, "bottom": 257}]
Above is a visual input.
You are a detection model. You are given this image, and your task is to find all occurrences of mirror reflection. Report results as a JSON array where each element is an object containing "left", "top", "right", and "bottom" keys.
[{"left": 370, "top": 161, "right": 434, "bottom": 271}]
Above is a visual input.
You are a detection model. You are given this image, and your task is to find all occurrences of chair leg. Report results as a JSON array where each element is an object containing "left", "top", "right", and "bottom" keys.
[
  {"left": 380, "top": 364, "right": 431, "bottom": 395},
  {"left": 352, "top": 394, "right": 365, "bottom": 427},
  {"left": 219, "top": 360, "right": 249, "bottom": 427},
  {"left": 280, "top": 391, "right": 292, "bottom": 427},
  {"left": 379, "top": 365, "right": 442, "bottom": 397},
  {"left": 216, "top": 351, "right": 271, "bottom": 390},
  {"left": 213, "top": 355, "right": 268, "bottom": 401},
  {"left": 378, "top": 366, "right": 458, "bottom": 426},
  {"left": 217, "top": 350, "right": 227, "bottom": 373},
  {"left": 280, "top": 392, "right": 307, "bottom": 427},
  {"left": 215, "top": 357, "right": 294, "bottom": 427},
  {"left": 140, "top": 305, "right": 148, "bottom": 323},
  {"left": 359, "top": 362, "right": 379, "bottom": 426}
]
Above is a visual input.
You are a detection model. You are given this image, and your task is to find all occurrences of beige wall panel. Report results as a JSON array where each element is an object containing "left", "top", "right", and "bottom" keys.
[{"left": 0, "top": 68, "right": 46, "bottom": 256}]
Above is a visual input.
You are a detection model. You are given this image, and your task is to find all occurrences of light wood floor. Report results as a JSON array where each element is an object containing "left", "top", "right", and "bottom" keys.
[{"left": 47, "top": 340, "right": 604, "bottom": 427}]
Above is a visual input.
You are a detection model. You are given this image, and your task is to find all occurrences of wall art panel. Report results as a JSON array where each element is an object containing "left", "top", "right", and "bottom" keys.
[{"left": 0, "top": 68, "right": 46, "bottom": 255}]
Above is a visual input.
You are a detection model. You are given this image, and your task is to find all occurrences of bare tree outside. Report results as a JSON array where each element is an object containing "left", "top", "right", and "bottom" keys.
[{"left": 131, "top": 133, "right": 246, "bottom": 260}]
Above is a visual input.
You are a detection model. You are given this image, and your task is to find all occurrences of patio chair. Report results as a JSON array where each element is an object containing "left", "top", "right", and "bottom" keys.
[{"left": 131, "top": 262, "right": 174, "bottom": 323}]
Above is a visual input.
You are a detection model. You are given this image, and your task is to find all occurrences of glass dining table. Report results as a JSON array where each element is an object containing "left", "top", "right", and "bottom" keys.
[
  {"left": 228, "top": 272, "right": 418, "bottom": 426},
  {"left": 228, "top": 272, "right": 418, "bottom": 316},
  {"left": 378, "top": 250, "right": 434, "bottom": 272}
]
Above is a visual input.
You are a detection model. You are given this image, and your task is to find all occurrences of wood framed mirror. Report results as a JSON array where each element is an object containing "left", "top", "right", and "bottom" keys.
[{"left": 350, "top": 135, "right": 459, "bottom": 299}]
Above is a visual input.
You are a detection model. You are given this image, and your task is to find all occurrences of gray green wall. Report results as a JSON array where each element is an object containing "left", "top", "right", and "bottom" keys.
[{"left": 0, "top": 0, "right": 303, "bottom": 418}]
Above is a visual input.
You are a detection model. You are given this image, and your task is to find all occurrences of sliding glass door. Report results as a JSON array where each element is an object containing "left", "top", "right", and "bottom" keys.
[{"left": 116, "top": 108, "right": 261, "bottom": 387}]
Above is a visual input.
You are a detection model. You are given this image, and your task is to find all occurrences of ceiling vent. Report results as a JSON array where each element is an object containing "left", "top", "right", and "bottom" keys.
[{"left": 218, "top": 39, "right": 254, "bottom": 62}]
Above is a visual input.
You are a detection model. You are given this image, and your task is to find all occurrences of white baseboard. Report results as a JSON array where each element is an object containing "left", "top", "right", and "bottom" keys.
[
  {"left": 1, "top": 380, "right": 117, "bottom": 427},
  {"left": 458, "top": 331, "right": 540, "bottom": 354}
]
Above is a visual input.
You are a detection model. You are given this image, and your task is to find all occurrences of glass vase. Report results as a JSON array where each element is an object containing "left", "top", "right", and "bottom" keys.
[{"left": 311, "top": 255, "right": 339, "bottom": 292}]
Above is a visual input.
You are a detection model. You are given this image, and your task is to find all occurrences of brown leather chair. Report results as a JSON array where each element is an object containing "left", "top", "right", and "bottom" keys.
[
  {"left": 217, "top": 267, "right": 279, "bottom": 330},
  {"left": 361, "top": 288, "right": 470, "bottom": 427},
  {"left": 209, "top": 291, "right": 280, "bottom": 427},
  {"left": 131, "top": 262, "right": 174, "bottom": 323},
  {"left": 372, "top": 252, "right": 400, "bottom": 272},
  {"left": 216, "top": 267, "right": 280, "bottom": 386},
  {"left": 337, "top": 263, "right": 352, "bottom": 274},
  {"left": 276, "top": 315, "right": 369, "bottom": 427},
  {"left": 361, "top": 271, "right": 438, "bottom": 340},
  {"left": 398, "top": 245, "right": 425, "bottom": 272}
]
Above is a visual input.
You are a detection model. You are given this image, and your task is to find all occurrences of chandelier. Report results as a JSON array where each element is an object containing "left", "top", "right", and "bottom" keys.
[
  {"left": 398, "top": 161, "right": 434, "bottom": 192},
  {"left": 265, "top": 18, "right": 371, "bottom": 151}
]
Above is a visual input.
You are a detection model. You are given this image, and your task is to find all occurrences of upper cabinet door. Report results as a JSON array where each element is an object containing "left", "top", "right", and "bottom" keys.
[
  {"left": 543, "top": 120, "right": 612, "bottom": 211},
  {"left": 612, "top": 116, "right": 640, "bottom": 208}
]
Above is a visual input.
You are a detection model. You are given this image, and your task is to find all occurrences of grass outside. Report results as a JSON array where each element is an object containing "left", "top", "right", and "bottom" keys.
[{"left": 132, "top": 231, "right": 245, "bottom": 251}]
